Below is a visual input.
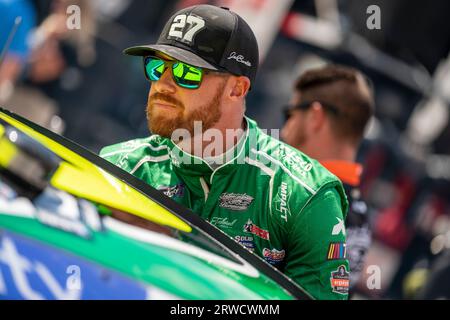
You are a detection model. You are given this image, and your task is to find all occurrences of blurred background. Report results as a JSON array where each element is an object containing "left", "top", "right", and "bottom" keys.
[{"left": 1, "top": 0, "right": 450, "bottom": 299}]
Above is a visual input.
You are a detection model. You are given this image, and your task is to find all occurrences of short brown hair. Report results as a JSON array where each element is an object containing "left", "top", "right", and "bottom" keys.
[{"left": 295, "top": 65, "right": 374, "bottom": 145}]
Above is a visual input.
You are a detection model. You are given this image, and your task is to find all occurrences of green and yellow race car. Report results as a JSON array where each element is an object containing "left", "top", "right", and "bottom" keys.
[{"left": 0, "top": 108, "right": 310, "bottom": 300}]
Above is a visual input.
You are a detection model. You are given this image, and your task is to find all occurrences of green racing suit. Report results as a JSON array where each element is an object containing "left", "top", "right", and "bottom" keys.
[{"left": 100, "top": 117, "right": 350, "bottom": 300}]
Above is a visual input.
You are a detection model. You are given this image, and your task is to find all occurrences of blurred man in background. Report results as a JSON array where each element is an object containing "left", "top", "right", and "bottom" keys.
[{"left": 281, "top": 65, "right": 374, "bottom": 293}]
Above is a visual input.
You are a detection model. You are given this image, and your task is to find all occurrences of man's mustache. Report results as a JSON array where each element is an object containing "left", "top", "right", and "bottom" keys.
[{"left": 149, "top": 93, "right": 184, "bottom": 109}]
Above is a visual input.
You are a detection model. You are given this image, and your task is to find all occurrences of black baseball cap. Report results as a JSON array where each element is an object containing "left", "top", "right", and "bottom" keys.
[{"left": 124, "top": 5, "right": 259, "bottom": 84}]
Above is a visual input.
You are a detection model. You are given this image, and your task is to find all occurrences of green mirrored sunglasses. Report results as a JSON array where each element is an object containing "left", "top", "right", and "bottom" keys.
[{"left": 143, "top": 56, "right": 204, "bottom": 89}]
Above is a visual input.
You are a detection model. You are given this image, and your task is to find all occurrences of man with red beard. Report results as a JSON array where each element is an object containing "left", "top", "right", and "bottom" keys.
[
  {"left": 101, "top": 5, "right": 350, "bottom": 300},
  {"left": 281, "top": 65, "right": 375, "bottom": 294}
]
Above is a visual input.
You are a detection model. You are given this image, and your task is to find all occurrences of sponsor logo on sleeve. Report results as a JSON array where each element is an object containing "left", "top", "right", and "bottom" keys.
[
  {"left": 262, "top": 248, "right": 286, "bottom": 265},
  {"left": 219, "top": 193, "right": 254, "bottom": 211},
  {"left": 279, "top": 146, "right": 313, "bottom": 177},
  {"left": 332, "top": 217, "right": 346, "bottom": 236},
  {"left": 327, "top": 242, "right": 347, "bottom": 260},
  {"left": 274, "top": 182, "right": 291, "bottom": 222},
  {"left": 330, "top": 265, "right": 350, "bottom": 295},
  {"left": 243, "top": 219, "right": 270, "bottom": 240}
]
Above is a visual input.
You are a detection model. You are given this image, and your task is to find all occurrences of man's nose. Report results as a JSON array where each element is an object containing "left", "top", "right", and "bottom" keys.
[{"left": 153, "top": 67, "right": 177, "bottom": 94}]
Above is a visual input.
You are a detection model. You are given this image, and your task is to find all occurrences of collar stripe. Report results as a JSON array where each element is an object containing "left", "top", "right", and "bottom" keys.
[
  {"left": 251, "top": 149, "right": 317, "bottom": 195},
  {"left": 130, "top": 155, "right": 170, "bottom": 174},
  {"left": 244, "top": 157, "right": 275, "bottom": 217},
  {"left": 101, "top": 142, "right": 168, "bottom": 158}
]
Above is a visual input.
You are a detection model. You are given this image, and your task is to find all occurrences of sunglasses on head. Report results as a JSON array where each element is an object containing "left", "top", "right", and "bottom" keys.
[
  {"left": 143, "top": 55, "right": 206, "bottom": 89},
  {"left": 283, "top": 101, "right": 340, "bottom": 122}
]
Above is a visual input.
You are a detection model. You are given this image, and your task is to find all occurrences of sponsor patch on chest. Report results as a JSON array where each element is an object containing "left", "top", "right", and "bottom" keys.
[
  {"left": 234, "top": 235, "right": 255, "bottom": 251},
  {"left": 243, "top": 219, "right": 270, "bottom": 240},
  {"left": 219, "top": 193, "right": 254, "bottom": 211},
  {"left": 262, "top": 248, "right": 285, "bottom": 264},
  {"left": 209, "top": 217, "right": 238, "bottom": 229},
  {"left": 330, "top": 265, "right": 350, "bottom": 295},
  {"left": 158, "top": 183, "right": 185, "bottom": 198}
]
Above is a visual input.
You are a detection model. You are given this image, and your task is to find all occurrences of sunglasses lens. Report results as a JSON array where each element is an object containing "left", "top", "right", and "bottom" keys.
[
  {"left": 145, "top": 57, "right": 165, "bottom": 81},
  {"left": 172, "top": 62, "right": 202, "bottom": 89},
  {"left": 144, "top": 57, "right": 203, "bottom": 89}
]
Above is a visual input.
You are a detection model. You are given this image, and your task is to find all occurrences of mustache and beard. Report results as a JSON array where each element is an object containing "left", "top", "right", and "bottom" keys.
[{"left": 146, "top": 80, "right": 226, "bottom": 139}]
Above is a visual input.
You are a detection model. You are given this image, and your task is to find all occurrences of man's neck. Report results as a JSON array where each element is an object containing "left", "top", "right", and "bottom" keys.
[
  {"left": 176, "top": 118, "right": 246, "bottom": 159},
  {"left": 309, "top": 140, "right": 357, "bottom": 163}
]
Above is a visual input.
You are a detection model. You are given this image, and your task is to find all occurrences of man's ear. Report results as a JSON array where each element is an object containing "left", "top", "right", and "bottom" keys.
[
  {"left": 229, "top": 76, "right": 251, "bottom": 99},
  {"left": 310, "top": 101, "right": 327, "bottom": 131}
]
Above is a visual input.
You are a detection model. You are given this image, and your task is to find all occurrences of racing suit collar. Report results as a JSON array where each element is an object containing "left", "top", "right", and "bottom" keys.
[{"left": 166, "top": 117, "right": 253, "bottom": 178}]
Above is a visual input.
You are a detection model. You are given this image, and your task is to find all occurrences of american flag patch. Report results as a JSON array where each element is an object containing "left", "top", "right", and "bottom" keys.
[{"left": 327, "top": 242, "right": 347, "bottom": 260}]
